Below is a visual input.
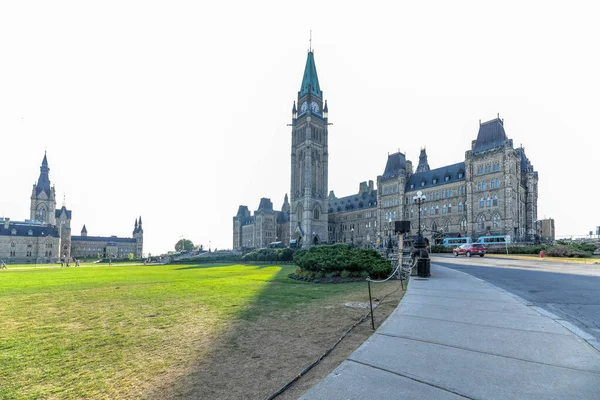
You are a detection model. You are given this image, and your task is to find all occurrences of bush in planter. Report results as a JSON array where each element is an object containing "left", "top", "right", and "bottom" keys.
[{"left": 293, "top": 244, "right": 391, "bottom": 279}]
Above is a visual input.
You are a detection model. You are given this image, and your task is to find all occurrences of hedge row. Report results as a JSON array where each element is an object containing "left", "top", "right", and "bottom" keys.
[
  {"left": 241, "top": 248, "right": 296, "bottom": 262},
  {"left": 293, "top": 244, "right": 392, "bottom": 279}
]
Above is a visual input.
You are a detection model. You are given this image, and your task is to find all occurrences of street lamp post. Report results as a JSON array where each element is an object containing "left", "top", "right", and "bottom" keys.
[
  {"left": 413, "top": 191, "right": 426, "bottom": 248},
  {"left": 412, "top": 190, "right": 430, "bottom": 278},
  {"left": 351, "top": 228, "right": 354, "bottom": 246}
]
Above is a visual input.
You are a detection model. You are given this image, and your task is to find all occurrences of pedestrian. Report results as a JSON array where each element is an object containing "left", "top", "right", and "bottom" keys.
[{"left": 1, "top": 260, "right": 6, "bottom": 270}]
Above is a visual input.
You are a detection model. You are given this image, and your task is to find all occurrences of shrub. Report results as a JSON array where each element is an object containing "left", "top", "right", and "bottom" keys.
[
  {"left": 340, "top": 270, "right": 351, "bottom": 278},
  {"left": 430, "top": 245, "right": 453, "bottom": 253},
  {"left": 545, "top": 244, "right": 590, "bottom": 258},
  {"left": 241, "top": 248, "right": 297, "bottom": 262},
  {"left": 293, "top": 244, "right": 391, "bottom": 279}
]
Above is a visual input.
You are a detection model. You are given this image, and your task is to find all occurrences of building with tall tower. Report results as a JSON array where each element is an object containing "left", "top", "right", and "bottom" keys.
[
  {"left": 0, "top": 153, "right": 144, "bottom": 263},
  {"left": 232, "top": 47, "right": 541, "bottom": 250}
]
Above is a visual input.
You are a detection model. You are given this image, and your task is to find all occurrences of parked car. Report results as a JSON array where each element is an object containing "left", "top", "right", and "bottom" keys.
[{"left": 453, "top": 243, "right": 486, "bottom": 257}]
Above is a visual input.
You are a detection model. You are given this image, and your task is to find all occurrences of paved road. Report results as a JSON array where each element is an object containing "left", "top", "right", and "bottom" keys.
[{"left": 432, "top": 254, "right": 600, "bottom": 342}]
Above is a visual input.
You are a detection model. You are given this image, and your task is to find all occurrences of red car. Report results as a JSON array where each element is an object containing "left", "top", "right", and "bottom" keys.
[{"left": 453, "top": 243, "right": 486, "bottom": 257}]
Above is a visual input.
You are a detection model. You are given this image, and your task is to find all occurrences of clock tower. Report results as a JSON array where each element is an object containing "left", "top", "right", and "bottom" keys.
[{"left": 290, "top": 50, "right": 329, "bottom": 247}]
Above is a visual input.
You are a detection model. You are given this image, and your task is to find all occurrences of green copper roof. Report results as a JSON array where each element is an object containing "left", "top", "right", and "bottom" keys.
[{"left": 299, "top": 51, "right": 321, "bottom": 98}]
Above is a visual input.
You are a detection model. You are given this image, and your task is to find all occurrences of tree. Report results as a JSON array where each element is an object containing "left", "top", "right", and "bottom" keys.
[
  {"left": 127, "top": 253, "right": 134, "bottom": 260},
  {"left": 175, "top": 238, "right": 195, "bottom": 251}
]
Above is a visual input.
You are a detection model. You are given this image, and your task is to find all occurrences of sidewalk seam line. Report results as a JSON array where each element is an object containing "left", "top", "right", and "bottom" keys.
[
  {"left": 391, "top": 314, "right": 579, "bottom": 337},
  {"left": 403, "top": 292, "right": 517, "bottom": 304},
  {"left": 401, "top": 299, "right": 538, "bottom": 315},
  {"left": 347, "top": 359, "right": 476, "bottom": 400},
  {"left": 394, "top": 312, "right": 572, "bottom": 336},
  {"left": 375, "top": 332, "right": 600, "bottom": 376}
]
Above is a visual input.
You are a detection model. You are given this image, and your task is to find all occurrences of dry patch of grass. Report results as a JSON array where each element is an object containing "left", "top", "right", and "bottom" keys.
[{"left": 148, "top": 277, "right": 405, "bottom": 400}]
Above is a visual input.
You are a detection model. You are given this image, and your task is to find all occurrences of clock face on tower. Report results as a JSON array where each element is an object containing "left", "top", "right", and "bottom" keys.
[
  {"left": 310, "top": 101, "right": 319, "bottom": 114},
  {"left": 300, "top": 102, "right": 308, "bottom": 114}
]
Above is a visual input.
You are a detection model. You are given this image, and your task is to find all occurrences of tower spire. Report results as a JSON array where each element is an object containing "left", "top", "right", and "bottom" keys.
[
  {"left": 36, "top": 152, "right": 51, "bottom": 196},
  {"left": 309, "top": 30, "right": 312, "bottom": 52},
  {"left": 299, "top": 50, "right": 322, "bottom": 98}
]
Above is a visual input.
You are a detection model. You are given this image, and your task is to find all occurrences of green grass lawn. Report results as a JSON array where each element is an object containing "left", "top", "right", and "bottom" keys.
[{"left": 0, "top": 263, "right": 384, "bottom": 399}]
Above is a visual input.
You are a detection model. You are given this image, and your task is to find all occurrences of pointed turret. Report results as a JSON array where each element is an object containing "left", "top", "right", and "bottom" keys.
[
  {"left": 36, "top": 152, "right": 52, "bottom": 197},
  {"left": 81, "top": 224, "right": 88, "bottom": 237},
  {"left": 292, "top": 101, "right": 297, "bottom": 119},
  {"left": 323, "top": 100, "right": 328, "bottom": 118},
  {"left": 416, "top": 147, "right": 430, "bottom": 173},
  {"left": 137, "top": 216, "right": 143, "bottom": 233},
  {"left": 299, "top": 51, "right": 322, "bottom": 98},
  {"left": 282, "top": 193, "right": 290, "bottom": 215}
]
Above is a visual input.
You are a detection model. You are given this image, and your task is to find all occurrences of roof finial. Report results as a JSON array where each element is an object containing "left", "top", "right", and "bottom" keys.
[
  {"left": 309, "top": 30, "right": 312, "bottom": 52},
  {"left": 497, "top": 112, "right": 500, "bottom": 119},
  {"left": 62, "top": 193, "right": 66, "bottom": 207}
]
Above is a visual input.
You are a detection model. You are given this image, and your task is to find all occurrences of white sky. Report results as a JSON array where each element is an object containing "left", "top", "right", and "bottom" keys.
[{"left": 1, "top": 1, "right": 599, "bottom": 255}]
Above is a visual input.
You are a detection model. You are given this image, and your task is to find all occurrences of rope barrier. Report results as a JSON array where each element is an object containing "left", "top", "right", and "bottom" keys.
[{"left": 264, "top": 278, "right": 404, "bottom": 400}]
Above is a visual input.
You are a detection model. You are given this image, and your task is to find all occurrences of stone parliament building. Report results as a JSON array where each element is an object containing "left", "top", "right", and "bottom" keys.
[
  {"left": 0, "top": 153, "right": 143, "bottom": 263},
  {"left": 233, "top": 49, "right": 540, "bottom": 250}
]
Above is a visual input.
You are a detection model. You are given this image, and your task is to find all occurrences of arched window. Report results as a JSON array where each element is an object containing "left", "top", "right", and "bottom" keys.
[
  {"left": 486, "top": 196, "right": 491, "bottom": 207},
  {"left": 313, "top": 207, "right": 320, "bottom": 220},
  {"left": 492, "top": 214, "right": 501, "bottom": 229},
  {"left": 444, "top": 220, "right": 450, "bottom": 232},
  {"left": 423, "top": 207, "right": 428, "bottom": 216},
  {"left": 37, "top": 205, "right": 47, "bottom": 221},
  {"left": 493, "top": 195, "right": 498, "bottom": 206},
  {"left": 480, "top": 198, "right": 484, "bottom": 208},
  {"left": 430, "top": 206, "right": 434, "bottom": 215},
  {"left": 431, "top": 222, "right": 438, "bottom": 232},
  {"left": 435, "top": 205, "right": 439, "bottom": 215},
  {"left": 496, "top": 178, "right": 500, "bottom": 187},
  {"left": 448, "top": 203, "right": 452, "bottom": 213},
  {"left": 460, "top": 218, "right": 467, "bottom": 232},
  {"left": 296, "top": 203, "right": 303, "bottom": 221},
  {"left": 442, "top": 204, "right": 447, "bottom": 214},
  {"left": 458, "top": 201, "right": 463, "bottom": 212},
  {"left": 410, "top": 209, "right": 414, "bottom": 218},
  {"left": 477, "top": 215, "right": 485, "bottom": 231}
]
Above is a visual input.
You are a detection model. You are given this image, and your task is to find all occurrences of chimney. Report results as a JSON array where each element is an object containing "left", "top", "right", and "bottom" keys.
[
  {"left": 359, "top": 182, "right": 367, "bottom": 193},
  {"left": 4, "top": 218, "right": 10, "bottom": 229},
  {"left": 368, "top": 180, "right": 374, "bottom": 192}
]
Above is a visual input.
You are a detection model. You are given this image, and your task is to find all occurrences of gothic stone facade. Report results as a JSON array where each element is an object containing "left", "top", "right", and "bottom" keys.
[
  {"left": 233, "top": 49, "right": 539, "bottom": 249},
  {"left": 232, "top": 196, "right": 290, "bottom": 249},
  {"left": 0, "top": 154, "right": 144, "bottom": 263},
  {"left": 376, "top": 119, "right": 538, "bottom": 245}
]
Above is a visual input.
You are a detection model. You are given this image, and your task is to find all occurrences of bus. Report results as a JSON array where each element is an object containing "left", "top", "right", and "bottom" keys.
[
  {"left": 442, "top": 237, "right": 471, "bottom": 247},
  {"left": 475, "top": 235, "right": 510, "bottom": 245}
]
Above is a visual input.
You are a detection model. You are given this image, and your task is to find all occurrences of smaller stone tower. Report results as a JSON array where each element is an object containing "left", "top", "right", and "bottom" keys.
[
  {"left": 81, "top": 224, "right": 88, "bottom": 237},
  {"left": 56, "top": 198, "right": 72, "bottom": 259},
  {"left": 133, "top": 216, "right": 144, "bottom": 258},
  {"left": 30, "top": 152, "right": 57, "bottom": 224}
]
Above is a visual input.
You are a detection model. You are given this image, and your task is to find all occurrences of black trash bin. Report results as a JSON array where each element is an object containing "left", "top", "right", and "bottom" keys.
[{"left": 416, "top": 250, "right": 431, "bottom": 277}]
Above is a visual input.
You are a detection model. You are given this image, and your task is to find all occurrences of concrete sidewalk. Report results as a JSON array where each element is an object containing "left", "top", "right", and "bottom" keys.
[{"left": 299, "top": 264, "right": 600, "bottom": 399}]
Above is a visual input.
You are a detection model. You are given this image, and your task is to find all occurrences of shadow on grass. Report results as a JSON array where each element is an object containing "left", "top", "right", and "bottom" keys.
[{"left": 146, "top": 263, "right": 375, "bottom": 400}]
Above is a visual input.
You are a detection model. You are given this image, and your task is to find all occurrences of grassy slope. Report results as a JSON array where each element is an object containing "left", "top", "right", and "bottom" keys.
[{"left": 0, "top": 263, "right": 379, "bottom": 399}]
